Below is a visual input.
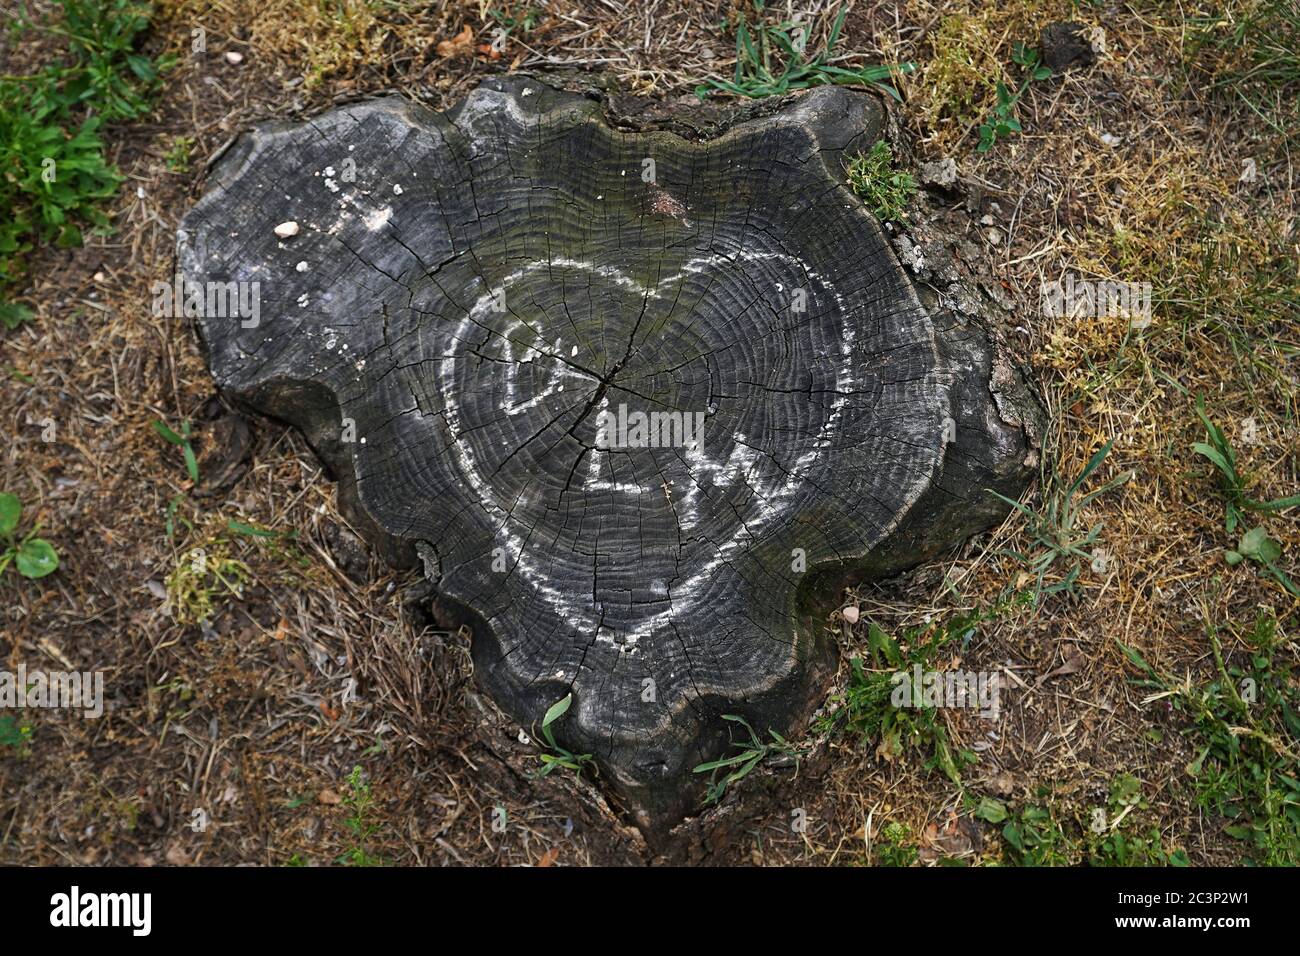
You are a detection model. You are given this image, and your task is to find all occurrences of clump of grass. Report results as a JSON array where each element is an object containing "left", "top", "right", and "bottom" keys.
[
  {"left": 912, "top": 13, "right": 1000, "bottom": 147},
  {"left": 1192, "top": 395, "right": 1299, "bottom": 595},
  {"left": 845, "top": 140, "right": 915, "bottom": 222},
  {"left": 164, "top": 536, "right": 250, "bottom": 625},
  {"left": 692, "top": 714, "right": 804, "bottom": 806},
  {"left": 0, "top": 0, "right": 171, "bottom": 325},
  {"left": 1187, "top": 0, "right": 1300, "bottom": 143},
  {"left": 1192, "top": 394, "right": 1300, "bottom": 533},
  {"left": 1120, "top": 613, "right": 1300, "bottom": 866},
  {"left": 161, "top": 0, "right": 425, "bottom": 91},
  {"left": 991, "top": 439, "right": 1133, "bottom": 603},
  {"left": 695, "top": 3, "right": 910, "bottom": 100},
  {"left": 818, "top": 603, "right": 1019, "bottom": 785},
  {"left": 532, "top": 693, "right": 594, "bottom": 778}
]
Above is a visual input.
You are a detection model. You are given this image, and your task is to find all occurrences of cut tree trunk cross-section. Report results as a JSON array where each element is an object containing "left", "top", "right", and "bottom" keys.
[{"left": 179, "top": 77, "right": 1043, "bottom": 835}]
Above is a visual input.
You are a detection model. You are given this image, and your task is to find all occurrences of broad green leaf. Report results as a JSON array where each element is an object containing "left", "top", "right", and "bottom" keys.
[
  {"left": 541, "top": 693, "right": 573, "bottom": 732},
  {"left": 15, "top": 537, "right": 58, "bottom": 578},
  {"left": 975, "top": 797, "right": 1008, "bottom": 823},
  {"left": 1238, "top": 527, "right": 1281, "bottom": 564},
  {"left": 152, "top": 419, "right": 184, "bottom": 444},
  {"left": 0, "top": 303, "right": 34, "bottom": 330}
]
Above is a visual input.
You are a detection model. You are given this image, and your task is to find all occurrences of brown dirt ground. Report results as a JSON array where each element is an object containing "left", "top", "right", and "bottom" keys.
[{"left": 0, "top": 0, "right": 1296, "bottom": 866}]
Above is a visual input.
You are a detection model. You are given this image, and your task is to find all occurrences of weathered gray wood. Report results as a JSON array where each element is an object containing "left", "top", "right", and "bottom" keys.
[{"left": 178, "top": 77, "right": 1042, "bottom": 834}]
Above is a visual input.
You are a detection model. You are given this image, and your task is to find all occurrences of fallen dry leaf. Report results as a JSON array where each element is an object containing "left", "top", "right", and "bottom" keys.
[
  {"left": 165, "top": 843, "right": 191, "bottom": 866},
  {"left": 1040, "top": 643, "right": 1086, "bottom": 684},
  {"left": 987, "top": 769, "right": 1016, "bottom": 796},
  {"left": 437, "top": 24, "right": 474, "bottom": 59}
]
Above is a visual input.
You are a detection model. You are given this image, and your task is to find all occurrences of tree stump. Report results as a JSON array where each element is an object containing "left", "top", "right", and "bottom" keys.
[{"left": 179, "top": 77, "right": 1043, "bottom": 835}]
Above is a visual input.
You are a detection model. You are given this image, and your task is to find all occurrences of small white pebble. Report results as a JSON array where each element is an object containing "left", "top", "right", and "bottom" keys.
[
  {"left": 224, "top": 51, "right": 243, "bottom": 65},
  {"left": 841, "top": 605, "right": 860, "bottom": 624},
  {"left": 296, "top": 261, "right": 309, "bottom": 272},
  {"left": 275, "top": 221, "right": 300, "bottom": 238}
]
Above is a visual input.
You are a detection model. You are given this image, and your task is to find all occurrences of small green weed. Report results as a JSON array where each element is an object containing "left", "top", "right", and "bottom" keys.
[
  {"left": 0, "top": 1, "right": 171, "bottom": 320},
  {"left": 977, "top": 43, "right": 1053, "bottom": 152},
  {"left": 693, "top": 714, "right": 804, "bottom": 806},
  {"left": 845, "top": 140, "right": 915, "bottom": 222},
  {"left": 164, "top": 134, "right": 193, "bottom": 173},
  {"left": 337, "top": 765, "right": 384, "bottom": 866},
  {"left": 164, "top": 537, "right": 250, "bottom": 625},
  {"left": 0, "top": 715, "right": 34, "bottom": 757},
  {"left": 1000, "top": 800, "right": 1073, "bottom": 865},
  {"left": 872, "top": 820, "right": 918, "bottom": 867},
  {"left": 487, "top": 4, "right": 541, "bottom": 40},
  {"left": 0, "top": 491, "right": 60, "bottom": 579},
  {"left": 1225, "top": 527, "right": 1299, "bottom": 597},
  {"left": 152, "top": 418, "right": 200, "bottom": 484},
  {"left": 1085, "top": 775, "right": 1188, "bottom": 866},
  {"left": 532, "top": 693, "right": 594, "bottom": 778},
  {"left": 992, "top": 782, "right": 1185, "bottom": 867},
  {"left": 991, "top": 438, "right": 1132, "bottom": 602},
  {"left": 1191, "top": 395, "right": 1299, "bottom": 595}
]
